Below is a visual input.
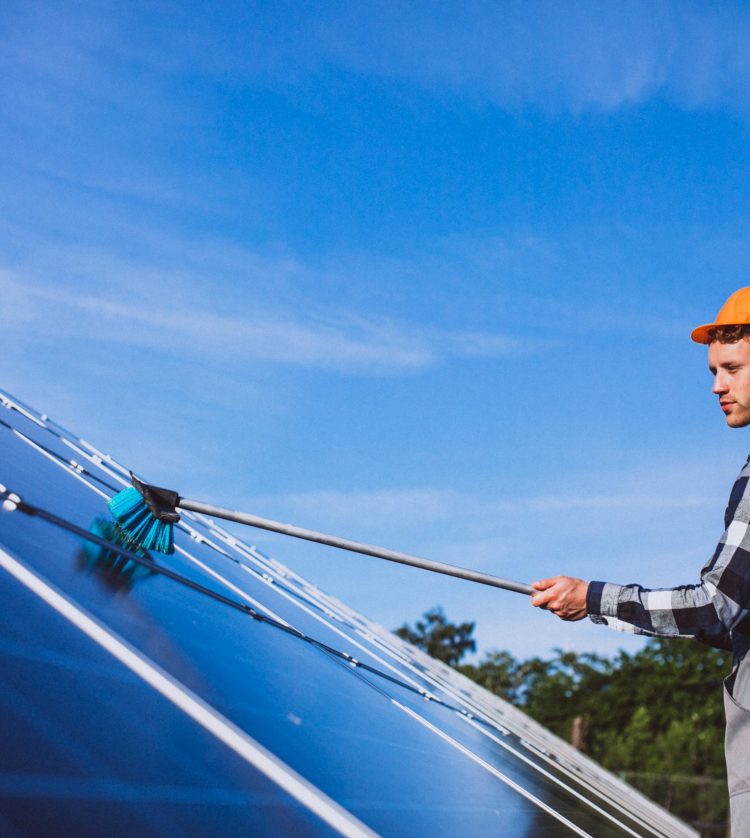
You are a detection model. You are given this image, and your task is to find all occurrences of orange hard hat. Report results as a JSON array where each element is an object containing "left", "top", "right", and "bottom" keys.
[{"left": 691, "top": 287, "right": 750, "bottom": 344}]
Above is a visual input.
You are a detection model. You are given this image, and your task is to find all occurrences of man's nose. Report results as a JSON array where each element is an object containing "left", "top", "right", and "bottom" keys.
[{"left": 713, "top": 374, "right": 729, "bottom": 394}]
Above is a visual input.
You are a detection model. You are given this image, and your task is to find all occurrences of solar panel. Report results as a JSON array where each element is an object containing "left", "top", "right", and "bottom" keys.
[{"left": 0, "top": 387, "right": 697, "bottom": 837}]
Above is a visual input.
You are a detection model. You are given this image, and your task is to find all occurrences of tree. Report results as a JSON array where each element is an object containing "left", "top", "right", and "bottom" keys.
[
  {"left": 394, "top": 606, "right": 476, "bottom": 666},
  {"left": 459, "top": 649, "right": 521, "bottom": 702},
  {"left": 396, "top": 607, "right": 732, "bottom": 835}
]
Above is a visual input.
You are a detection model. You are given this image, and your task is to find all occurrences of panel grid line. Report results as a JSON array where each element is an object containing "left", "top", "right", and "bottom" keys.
[{"left": 0, "top": 546, "right": 378, "bottom": 838}]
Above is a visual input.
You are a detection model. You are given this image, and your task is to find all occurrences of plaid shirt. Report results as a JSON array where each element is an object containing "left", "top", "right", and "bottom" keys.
[{"left": 587, "top": 456, "right": 750, "bottom": 658}]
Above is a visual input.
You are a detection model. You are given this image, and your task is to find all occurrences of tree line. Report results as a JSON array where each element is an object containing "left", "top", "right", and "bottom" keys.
[{"left": 395, "top": 607, "right": 730, "bottom": 837}]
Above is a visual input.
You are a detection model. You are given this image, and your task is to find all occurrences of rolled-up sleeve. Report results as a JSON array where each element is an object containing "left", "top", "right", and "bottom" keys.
[{"left": 587, "top": 461, "right": 750, "bottom": 649}]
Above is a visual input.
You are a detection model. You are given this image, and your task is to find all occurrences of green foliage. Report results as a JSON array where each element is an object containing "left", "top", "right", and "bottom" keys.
[
  {"left": 394, "top": 606, "right": 476, "bottom": 666},
  {"left": 398, "top": 608, "right": 732, "bottom": 836},
  {"left": 457, "top": 649, "right": 521, "bottom": 701}
]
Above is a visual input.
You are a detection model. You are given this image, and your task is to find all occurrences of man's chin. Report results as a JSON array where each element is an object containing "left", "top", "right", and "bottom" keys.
[{"left": 727, "top": 412, "right": 750, "bottom": 428}]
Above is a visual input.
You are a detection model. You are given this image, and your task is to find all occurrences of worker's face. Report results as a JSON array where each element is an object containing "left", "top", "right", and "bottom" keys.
[{"left": 709, "top": 338, "right": 750, "bottom": 428}]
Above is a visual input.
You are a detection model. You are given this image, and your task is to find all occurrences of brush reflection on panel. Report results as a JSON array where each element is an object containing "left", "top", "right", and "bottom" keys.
[{"left": 77, "top": 518, "right": 156, "bottom": 592}]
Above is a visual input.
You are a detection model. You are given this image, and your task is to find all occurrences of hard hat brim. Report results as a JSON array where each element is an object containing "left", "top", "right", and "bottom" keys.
[{"left": 691, "top": 323, "right": 714, "bottom": 344}]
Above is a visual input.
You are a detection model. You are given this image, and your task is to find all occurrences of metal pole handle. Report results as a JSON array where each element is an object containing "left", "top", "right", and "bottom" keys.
[{"left": 179, "top": 497, "right": 533, "bottom": 596}]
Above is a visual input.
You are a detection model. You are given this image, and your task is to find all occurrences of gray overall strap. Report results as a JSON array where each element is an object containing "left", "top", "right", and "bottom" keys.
[{"left": 724, "top": 654, "right": 750, "bottom": 835}]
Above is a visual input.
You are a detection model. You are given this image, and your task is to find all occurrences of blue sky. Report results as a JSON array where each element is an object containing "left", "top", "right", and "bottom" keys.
[{"left": 3, "top": 0, "right": 750, "bottom": 660}]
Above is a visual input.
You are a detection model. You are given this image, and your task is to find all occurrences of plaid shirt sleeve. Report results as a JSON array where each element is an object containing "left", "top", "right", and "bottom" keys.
[{"left": 586, "top": 458, "right": 750, "bottom": 650}]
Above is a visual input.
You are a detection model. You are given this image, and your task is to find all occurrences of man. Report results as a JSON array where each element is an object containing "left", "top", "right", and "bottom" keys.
[{"left": 530, "top": 286, "right": 750, "bottom": 833}]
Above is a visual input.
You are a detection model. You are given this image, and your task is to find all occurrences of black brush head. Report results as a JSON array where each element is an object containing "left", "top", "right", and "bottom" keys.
[{"left": 129, "top": 472, "right": 181, "bottom": 523}]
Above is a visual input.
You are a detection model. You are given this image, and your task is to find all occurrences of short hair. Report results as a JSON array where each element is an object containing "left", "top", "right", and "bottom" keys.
[{"left": 706, "top": 324, "right": 750, "bottom": 344}]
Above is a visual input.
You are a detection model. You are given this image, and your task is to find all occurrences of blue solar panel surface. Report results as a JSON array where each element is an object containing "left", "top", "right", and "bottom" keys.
[{"left": 0, "top": 389, "right": 697, "bottom": 837}]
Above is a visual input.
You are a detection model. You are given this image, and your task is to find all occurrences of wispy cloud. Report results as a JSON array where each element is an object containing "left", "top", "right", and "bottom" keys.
[
  {"left": 239, "top": 484, "right": 720, "bottom": 545},
  {"left": 6, "top": 2, "right": 750, "bottom": 118},
  {"left": 0, "top": 242, "right": 522, "bottom": 376},
  {"left": 312, "top": 2, "right": 750, "bottom": 113}
]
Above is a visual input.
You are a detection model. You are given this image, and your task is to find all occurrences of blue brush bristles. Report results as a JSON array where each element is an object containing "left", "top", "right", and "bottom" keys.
[{"left": 107, "top": 486, "right": 175, "bottom": 554}]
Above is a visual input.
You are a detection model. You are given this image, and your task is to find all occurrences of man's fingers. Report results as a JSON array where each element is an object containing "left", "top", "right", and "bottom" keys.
[
  {"left": 531, "top": 589, "right": 556, "bottom": 607},
  {"left": 532, "top": 576, "right": 561, "bottom": 591}
]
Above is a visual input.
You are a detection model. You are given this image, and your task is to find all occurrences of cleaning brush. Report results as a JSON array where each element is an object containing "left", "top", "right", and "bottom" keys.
[
  {"left": 107, "top": 478, "right": 179, "bottom": 554},
  {"left": 108, "top": 472, "right": 533, "bottom": 596}
]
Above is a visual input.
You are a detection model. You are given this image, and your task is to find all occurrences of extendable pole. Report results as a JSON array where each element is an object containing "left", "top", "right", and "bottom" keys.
[{"left": 178, "top": 497, "right": 533, "bottom": 596}]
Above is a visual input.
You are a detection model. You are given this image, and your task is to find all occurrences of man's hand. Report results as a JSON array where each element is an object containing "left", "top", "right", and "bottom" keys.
[{"left": 531, "top": 576, "right": 589, "bottom": 621}]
